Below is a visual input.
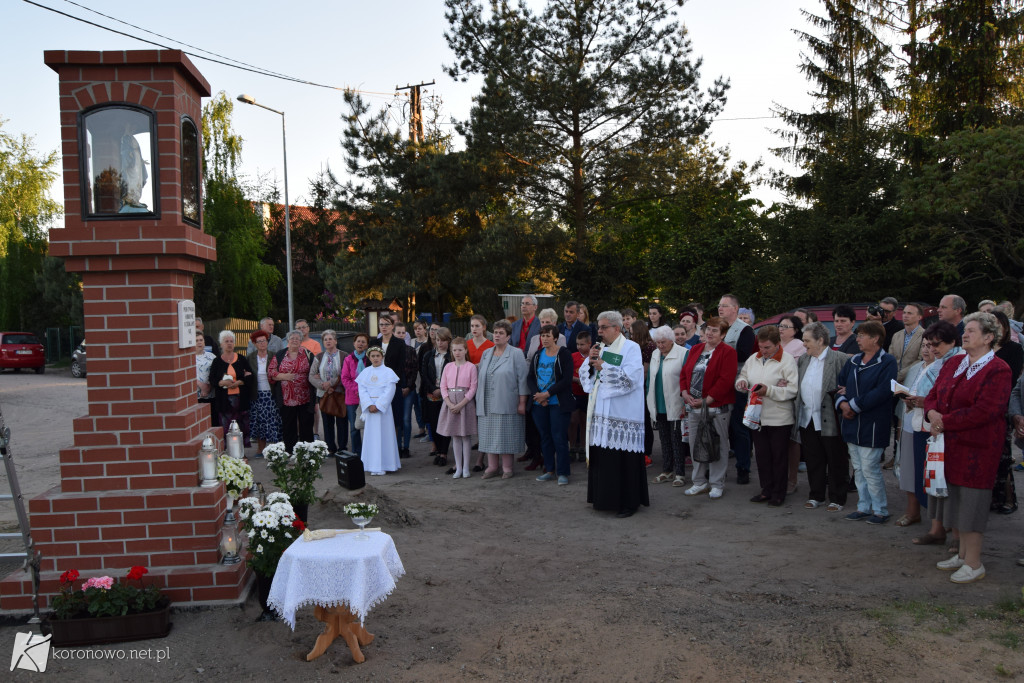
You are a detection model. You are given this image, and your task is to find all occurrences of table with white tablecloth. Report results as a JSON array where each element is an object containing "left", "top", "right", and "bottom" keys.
[{"left": 267, "top": 530, "right": 405, "bottom": 662}]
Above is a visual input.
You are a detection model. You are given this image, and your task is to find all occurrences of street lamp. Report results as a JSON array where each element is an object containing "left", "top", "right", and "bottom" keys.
[{"left": 236, "top": 93, "right": 294, "bottom": 331}]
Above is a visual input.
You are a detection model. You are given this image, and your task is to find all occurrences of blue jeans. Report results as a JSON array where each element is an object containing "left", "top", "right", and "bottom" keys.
[
  {"left": 411, "top": 392, "right": 424, "bottom": 432},
  {"left": 346, "top": 404, "right": 362, "bottom": 455},
  {"left": 531, "top": 403, "right": 571, "bottom": 477},
  {"left": 401, "top": 390, "right": 416, "bottom": 449},
  {"left": 848, "top": 443, "right": 887, "bottom": 515},
  {"left": 730, "top": 390, "right": 752, "bottom": 472},
  {"left": 322, "top": 410, "right": 348, "bottom": 454}
]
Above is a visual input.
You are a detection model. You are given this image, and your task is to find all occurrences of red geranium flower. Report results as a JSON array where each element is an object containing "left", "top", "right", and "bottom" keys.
[
  {"left": 59, "top": 569, "right": 79, "bottom": 585},
  {"left": 292, "top": 519, "right": 306, "bottom": 531},
  {"left": 126, "top": 566, "right": 148, "bottom": 581}
]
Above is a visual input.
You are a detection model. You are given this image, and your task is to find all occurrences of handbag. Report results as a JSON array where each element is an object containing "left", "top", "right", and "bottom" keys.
[
  {"left": 923, "top": 434, "right": 948, "bottom": 498},
  {"left": 319, "top": 391, "right": 347, "bottom": 418},
  {"left": 353, "top": 405, "right": 364, "bottom": 431},
  {"left": 742, "top": 391, "right": 762, "bottom": 431},
  {"left": 692, "top": 403, "right": 721, "bottom": 463}
]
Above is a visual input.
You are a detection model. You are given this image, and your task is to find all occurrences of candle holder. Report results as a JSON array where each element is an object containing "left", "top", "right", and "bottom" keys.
[
  {"left": 226, "top": 420, "right": 244, "bottom": 460},
  {"left": 199, "top": 436, "right": 218, "bottom": 487},
  {"left": 220, "top": 526, "right": 241, "bottom": 564}
]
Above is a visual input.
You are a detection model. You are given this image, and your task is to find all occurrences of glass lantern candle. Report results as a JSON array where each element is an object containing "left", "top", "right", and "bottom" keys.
[
  {"left": 225, "top": 420, "right": 244, "bottom": 459},
  {"left": 220, "top": 526, "right": 240, "bottom": 565},
  {"left": 199, "top": 436, "right": 218, "bottom": 486}
]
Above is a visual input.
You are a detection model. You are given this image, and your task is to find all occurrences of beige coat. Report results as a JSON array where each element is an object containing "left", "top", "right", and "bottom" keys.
[
  {"left": 736, "top": 349, "right": 798, "bottom": 426},
  {"left": 645, "top": 343, "right": 688, "bottom": 421},
  {"left": 888, "top": 325, "right": 924, "bottom": 385}
]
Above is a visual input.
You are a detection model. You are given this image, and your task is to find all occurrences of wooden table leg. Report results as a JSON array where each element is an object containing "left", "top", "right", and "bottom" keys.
[{"left": 307, "top": 605, "right": 375, "bottom": 663}]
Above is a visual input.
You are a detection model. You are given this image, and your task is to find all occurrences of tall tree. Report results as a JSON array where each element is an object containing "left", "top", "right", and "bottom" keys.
[
  {"left": 194, "top": 92, "right": 280, "bottom": 320},
  {"left": 916, "top": 0, "right": 1024, "bottom": 137},
  {"left": 444, "top": 0, "right": 728, "bottom": 288},
  {"left": 902, "top": 126, "right": 1024, "bottom": 311},
  {"left": 263, "top": 169, "right": 347, "bottom": 321},
  {"left": 325, "top": 91, "right": 557, "bottom": 319},
  {"left": 0, "top": 121, "right": 62, "bottom": 330},
  {"left": 767, "top": 1, "right": 906, "bottom": 306}
]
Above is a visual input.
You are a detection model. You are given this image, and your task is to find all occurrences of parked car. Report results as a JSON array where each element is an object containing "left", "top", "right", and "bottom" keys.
[
  {"left": 0, "top": 332, "right": 46, "bottom": 373},
  {"left": 71, "top": 341, "right": 87, "bottom": 378},
  {"left": 755, "top": 302, "right": 938, "bottom": 337}
]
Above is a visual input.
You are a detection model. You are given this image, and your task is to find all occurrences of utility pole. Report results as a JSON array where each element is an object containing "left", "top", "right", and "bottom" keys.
[{"left": 395, "top": 80, "right": 435, "bottom": 144}]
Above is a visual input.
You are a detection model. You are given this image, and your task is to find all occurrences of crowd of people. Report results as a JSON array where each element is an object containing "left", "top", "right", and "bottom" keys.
[{"left": 194, "top": 293, "right": 1024, "bottom": 583}]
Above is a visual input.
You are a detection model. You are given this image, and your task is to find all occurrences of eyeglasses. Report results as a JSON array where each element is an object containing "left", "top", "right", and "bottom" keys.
[
  {"left": 597, "top": 325, "right": 615, "bottom": 330},
  {"left": 778, "top": 325, "right": 793, "bottom": 329}
]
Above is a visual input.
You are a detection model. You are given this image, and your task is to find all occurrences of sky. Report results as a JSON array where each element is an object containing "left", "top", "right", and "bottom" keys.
[{"left": 2, "top": 0, "right": 819, "bottom": 219}]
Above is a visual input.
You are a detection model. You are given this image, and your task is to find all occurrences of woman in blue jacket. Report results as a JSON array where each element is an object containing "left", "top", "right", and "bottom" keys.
[{"left": 835, "top": 320, "right": 898, "bottom": 524}]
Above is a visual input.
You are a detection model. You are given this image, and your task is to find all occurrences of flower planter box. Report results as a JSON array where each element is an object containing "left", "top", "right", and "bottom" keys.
[{"left": 45, "top": 604, "right": 172, "bottom": 647}]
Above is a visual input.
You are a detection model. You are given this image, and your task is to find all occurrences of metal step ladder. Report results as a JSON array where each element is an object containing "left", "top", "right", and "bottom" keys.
[{"left": 0, "top": 402, "right": 42, "bottom": 623}]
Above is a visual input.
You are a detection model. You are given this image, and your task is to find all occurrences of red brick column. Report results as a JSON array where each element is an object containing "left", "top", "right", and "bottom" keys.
[{"left": 0, "top": 51, "right": 250, "bottom": 611}]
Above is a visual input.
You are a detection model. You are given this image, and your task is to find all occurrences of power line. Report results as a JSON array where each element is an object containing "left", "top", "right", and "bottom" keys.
[{"left": 22, "top": 0, "right": 397, "bottom": 98}]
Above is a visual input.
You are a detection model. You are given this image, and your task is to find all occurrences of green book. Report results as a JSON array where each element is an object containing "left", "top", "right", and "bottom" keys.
[{"left": 601, "top": 350, "right": 623, "bottom": 367}]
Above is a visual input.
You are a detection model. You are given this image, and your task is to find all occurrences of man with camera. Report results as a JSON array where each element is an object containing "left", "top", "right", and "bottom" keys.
[{"left": 866, "top": 297, "right": 902, "bottom": 351}]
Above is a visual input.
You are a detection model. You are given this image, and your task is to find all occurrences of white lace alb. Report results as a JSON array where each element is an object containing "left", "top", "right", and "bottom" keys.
[{"left": 267, "top": 531, "right": 405, "bottom": 629}]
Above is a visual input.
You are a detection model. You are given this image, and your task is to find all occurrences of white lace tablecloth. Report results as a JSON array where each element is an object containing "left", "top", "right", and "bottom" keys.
[{"left": 267, "top": 531, "right": 405, "bottom": 629}]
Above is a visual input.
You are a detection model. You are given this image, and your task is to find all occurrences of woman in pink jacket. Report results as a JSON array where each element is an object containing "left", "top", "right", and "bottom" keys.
[{"left": 340, "top": 333, "right": 370, "bottom": 455}]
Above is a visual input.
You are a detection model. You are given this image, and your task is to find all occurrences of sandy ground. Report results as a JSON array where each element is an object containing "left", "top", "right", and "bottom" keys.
[{"left": 3, "top": 367, "right": 1024, "bottom": 681}]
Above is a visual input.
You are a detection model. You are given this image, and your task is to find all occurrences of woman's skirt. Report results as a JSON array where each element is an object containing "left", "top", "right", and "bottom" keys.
[
  {"left": 249, "top": 389, "right": 282, "bottom": 443},
  {"left": 478, "top": 412, "right": 524, "bottom": 454}
]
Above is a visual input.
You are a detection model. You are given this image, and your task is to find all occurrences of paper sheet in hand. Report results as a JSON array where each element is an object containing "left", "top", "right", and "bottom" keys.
[{"left": 891, "top": 379, "right": 911, "bottom": 396}]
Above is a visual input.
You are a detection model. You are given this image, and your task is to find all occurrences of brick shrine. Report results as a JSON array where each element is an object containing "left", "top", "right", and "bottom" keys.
[{"left": 0, "top": 50, "right": 250, "bottom": 611}]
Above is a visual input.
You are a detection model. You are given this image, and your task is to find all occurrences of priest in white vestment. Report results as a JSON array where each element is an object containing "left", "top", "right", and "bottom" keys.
[{"left": 579, "top": 311, "right": 650, "bottom": 517}]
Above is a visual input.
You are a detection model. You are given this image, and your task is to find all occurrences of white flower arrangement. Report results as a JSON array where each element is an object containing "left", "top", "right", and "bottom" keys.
[
  {"left": 264, "top": 441, "right": 327, "bottom": 505},
  {"left": 237, "top": 497, "right": 260, "bottom": 520},
  {"left": 343, "top": 502, "right": 379, "bottom": 518},
  {"left": 238, "top": 492, "right": 304, "bottom": 577},
  {"left": 217, "top": 455, "right": 253, "bottom": 498}
]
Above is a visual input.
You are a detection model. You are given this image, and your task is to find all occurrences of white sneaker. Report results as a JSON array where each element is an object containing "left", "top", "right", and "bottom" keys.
[
  {"left": 937, "top": 554, "right": 965, "bottom": 571},
  {"left": 684, "top": 483, "right": 709, "bottom": 496},
  {"left": 709, "top": 487, "right": 724, "bottom": 499},
  {"left": 950, "top": 563, "right": 985, "bottom": 583}
]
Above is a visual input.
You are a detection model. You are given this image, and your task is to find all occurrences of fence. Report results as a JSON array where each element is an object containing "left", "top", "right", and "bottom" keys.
[{"left": 44, "top": 326, "right": 84, "bottom": 363}]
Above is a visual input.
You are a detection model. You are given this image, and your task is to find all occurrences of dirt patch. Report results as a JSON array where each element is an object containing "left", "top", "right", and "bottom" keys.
[{"left": 3, "top": 369, "right": 1024, "bottom": 680}]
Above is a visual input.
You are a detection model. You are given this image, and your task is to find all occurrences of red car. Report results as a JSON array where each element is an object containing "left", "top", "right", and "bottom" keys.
[
  {"left": 755, "top": 303, "right": 939, "bottom": 337},
  {"left": 0, "top": 332, "right": 46, "bottom": 373}
]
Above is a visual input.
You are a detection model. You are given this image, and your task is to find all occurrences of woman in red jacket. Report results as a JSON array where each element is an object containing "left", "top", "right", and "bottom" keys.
[
  {"left": 679, "top": 317, "right": 738, "bottom": 499},
  {"left": 925, "top": 312, "right": 1012, "bottom": 584}
]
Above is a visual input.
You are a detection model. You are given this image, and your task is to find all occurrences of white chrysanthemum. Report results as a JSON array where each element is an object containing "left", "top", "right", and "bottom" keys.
[
  {"left": 284, "top": 531, "right": 292, "bottom": 539},
  {"left": 266, "top": 534, "right": 274, "bottom": 543},
  {"left": 260, "top": 529, "right": 268, "bottom": 539},
  {"left": 248, "top": 530, "right": 256, "bottom": 539},
  {"left": 269, "top": 502, "right": 294, "bottom": 519},
  {"left": 251, "top": 510, "right": 279, "bottom": 528},
  {"left": 267, "top": 492, "right": 289, "bottom": 504},
  {"left": 256, "top": 544, "right": 264, "bottom": 553}
]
